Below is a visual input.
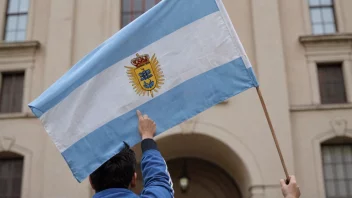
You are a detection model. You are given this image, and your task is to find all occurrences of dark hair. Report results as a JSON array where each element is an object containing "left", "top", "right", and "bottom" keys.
[{"left": 90, "top": 142, "right": 136, "bottom": 192}]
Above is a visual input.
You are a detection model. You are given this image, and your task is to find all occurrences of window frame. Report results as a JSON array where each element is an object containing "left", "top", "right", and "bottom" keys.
[
  {"left": 321, "top": 139, "right": 352, "bottom": 198},
  {"left": 0, "top": 152, "right": 24, "bottom": 198},
  {"left": 0, "top": 70, "right": 25, "bottom": 113},
  {"left": 120, "top": 0, "right": 161, "bottom": 28},
  {"left": 3, "top": 0, "right": 30, "bottom": 42},
  {"left": 317, "top": 62, "right": 347, "bottom": 104},
  {"left": 0, "top": 62, "right": 33, "bottom": 117},
  {"left": 310, "top": 124, "right": 352, "bottom": 198},
  {"left": 303, "top": 49, "right": 352, "bottom": 106},
  {"left": 308, "top": 0, "right": 338, "bottom": 35},
  {"left": 0, "top": 145, "right": 32, "bottom": 198}
]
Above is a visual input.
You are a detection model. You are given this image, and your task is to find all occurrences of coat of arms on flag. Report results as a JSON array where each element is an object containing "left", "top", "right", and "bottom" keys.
[{"left": 125, "top": 54, "right": 164, "bottom": 97}]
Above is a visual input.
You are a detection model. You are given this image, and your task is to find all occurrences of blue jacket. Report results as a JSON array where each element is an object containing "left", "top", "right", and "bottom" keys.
[{"left": 93, "top": 139, "right": 174, "bottom": 198}]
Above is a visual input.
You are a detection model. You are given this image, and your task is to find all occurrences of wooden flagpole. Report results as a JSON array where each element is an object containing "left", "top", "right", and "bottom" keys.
[{"left": 256, "top": 87, "right": 290, "bottom": 181}]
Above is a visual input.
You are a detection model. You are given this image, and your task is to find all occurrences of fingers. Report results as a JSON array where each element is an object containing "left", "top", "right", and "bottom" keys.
[
  {"left": 136, "top": 110, "right": 155, "bottom": 125},
  {"left": 281, "top": 175, "right": 296, "bottom": 185},
  {"left": 298, "top": 187, "right": 301, "bottom": 196},
  {"left": 137, "top": 110, "right": 143, "bottom": 119},
  {"left": 289, "top": 175, "right": 296, "bottom": 183},
  {"left": 280, "top": 179, "right": 286, "bottom": 187}
]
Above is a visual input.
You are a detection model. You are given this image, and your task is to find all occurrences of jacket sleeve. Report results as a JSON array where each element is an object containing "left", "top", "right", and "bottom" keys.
[{"left": 139, "top": 139, "right": 174, "bottom": 198}]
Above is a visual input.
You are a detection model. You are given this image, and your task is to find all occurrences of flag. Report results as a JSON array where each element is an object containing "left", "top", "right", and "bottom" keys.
[{"left": 29, "top": 0, "right": 259, "bottom": 182}]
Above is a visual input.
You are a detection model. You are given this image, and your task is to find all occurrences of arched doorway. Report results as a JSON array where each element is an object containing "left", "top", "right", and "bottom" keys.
[
  {"left": 168, "top": 158, "right": 241, "bottom": 198},
  {"left": 133, "top": 133, "right": 257, "bottom": 197}
]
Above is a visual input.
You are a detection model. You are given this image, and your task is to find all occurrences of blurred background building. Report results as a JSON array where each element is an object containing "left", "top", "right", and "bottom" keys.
[{"left": 0, "top": 0, "right": 351, "bottom": 197}]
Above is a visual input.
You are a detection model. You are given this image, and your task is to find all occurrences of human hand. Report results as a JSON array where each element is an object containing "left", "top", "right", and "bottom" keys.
[
  {"left": 280, "top": 175, "right": 301, "bottom": 198},
  {"left": 137, "top": 110, "right": 156, "bottom": 140}
]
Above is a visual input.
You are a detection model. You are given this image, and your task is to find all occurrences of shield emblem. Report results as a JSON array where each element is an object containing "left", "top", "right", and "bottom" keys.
[{"left": 134, "top": 63, "right": 157, "bottom": 91}]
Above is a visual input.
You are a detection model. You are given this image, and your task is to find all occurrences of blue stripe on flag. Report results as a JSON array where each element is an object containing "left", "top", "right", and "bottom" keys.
[
  {"left": 62, "top": 57, "right": 258, "bottom": 182},
  {"left": 28, "top": 0, "right": 219, "bottom": 116}
]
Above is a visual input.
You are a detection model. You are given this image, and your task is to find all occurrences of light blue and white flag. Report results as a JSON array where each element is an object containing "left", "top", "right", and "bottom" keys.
[{"left": 29, "top": 0, "right": 258, "bottom": 182}]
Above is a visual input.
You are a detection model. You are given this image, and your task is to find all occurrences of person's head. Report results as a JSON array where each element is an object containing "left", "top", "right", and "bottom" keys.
[{"left": 89, "top": 142, "right": 137, "bottom": 192}]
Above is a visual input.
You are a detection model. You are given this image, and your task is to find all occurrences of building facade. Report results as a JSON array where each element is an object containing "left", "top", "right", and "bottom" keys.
[{"left": 0, "top": 0, "right": 351, "bottom": 198}]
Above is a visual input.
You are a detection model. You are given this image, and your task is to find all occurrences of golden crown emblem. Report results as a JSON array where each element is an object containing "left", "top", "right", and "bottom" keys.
[{"left": 131, "top": 54, "right": 150, "bottom": 68}]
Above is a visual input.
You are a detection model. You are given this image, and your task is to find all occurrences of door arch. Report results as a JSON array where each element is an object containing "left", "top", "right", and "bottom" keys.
[
  {"left": 132, "top": 132, "right": 257, "bottom": 197},
  {"left": 168, "top": 158, "right": 242, "bottom": 198}
]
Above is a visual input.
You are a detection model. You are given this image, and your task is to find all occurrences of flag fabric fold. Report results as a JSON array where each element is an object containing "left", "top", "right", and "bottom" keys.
[{"left": 29, "top": 0, "right": 259, "bottom": 182}]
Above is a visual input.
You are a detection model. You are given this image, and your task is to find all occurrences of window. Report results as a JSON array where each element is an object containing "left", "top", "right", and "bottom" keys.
[
  {"left": 0, "top": 71, "right": 25, "bottom": 113},
  {"left": 121, "top": 0, "right": 161, "bottom": 27},
  {"left": 4, "top": 0, "right": 30, "bottom": 42},
  {"left": 317, "top": 63, "right": 347, "bottom": 104},
  {"left": 322, "top": 142, "right": 352, "bottom": 198},
  {"left": 0, "top": 152, "right": 24, "bottom": 198},
  {"left": 309, "top": 0, "right": 336, "bottom": 34}
]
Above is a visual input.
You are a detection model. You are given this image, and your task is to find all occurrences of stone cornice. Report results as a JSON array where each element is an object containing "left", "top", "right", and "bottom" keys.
[
  {"left": 0, "top": 41, "right": 40, "bottom": 61},
  {"left": 0, "top": 41, "right": 40, "bottom": 50},
  {"left": 299, "top": 33, "right": 352, "bottom": 44}
]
